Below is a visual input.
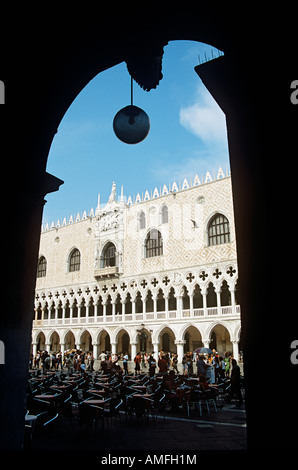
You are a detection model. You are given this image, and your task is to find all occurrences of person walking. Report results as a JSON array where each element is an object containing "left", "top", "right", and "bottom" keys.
[
  {"left": 196, "top": 355, "right": 206, "bottom": 376},
  {"left": 158, "top": 355, "right": 168, "bottom": 374},
  {"left": 148, "top": 354, "right": 156, "bottom": 377},
  {"left": 172, "top": 354, "right": 179, "bottom": 374},
  {"left": 227, "top": 359, "right": 243, "bottom": 406},
  {"left": 123, "top": 352, "right": 129, "bottom": 375},
  {"left": 134, "top": 352, "right": 141, "bottom": 375}
]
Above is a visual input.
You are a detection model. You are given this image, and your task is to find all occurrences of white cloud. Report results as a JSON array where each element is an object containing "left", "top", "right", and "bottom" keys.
[{"left": 179, "top": 86, "right": 227, "bottom": 145}]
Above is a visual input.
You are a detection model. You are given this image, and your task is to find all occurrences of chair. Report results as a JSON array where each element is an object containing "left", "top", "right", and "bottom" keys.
[
  {"left": 78, "top": 401, "right": 105, "bottom": 435},
  {"left": 151, "top": 393, "right": 166, "bottom": 421},
  {"left": 185, "top": 389, "right": 201, "bottom": 417},
  {"left": 103, "top": 397, "right": 123, "bottom": 430},
  {"left": 34, "top": 410, "right": 59, "bottom": 435},
  {"left": 198, "top": 389, "right": 218, "bottom": 415}
]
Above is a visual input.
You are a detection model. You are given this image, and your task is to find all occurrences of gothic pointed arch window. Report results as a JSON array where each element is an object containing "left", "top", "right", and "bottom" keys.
[
  {"left": 138, "top": 210, "right": 146, "bottom": 230},
  {"left": 102, "top": 242, "right": 116, "bottom": 267},
  {"left": 160, "top": 204, "right": 168, "bottom": 224},
  {"left": 69, "top": 248, "right": 81, "bottom": 272},
  {"left": 145, "top": 229, "right": 163, "bottom": 258},
  {"left": 37, "top": 256, "right": 47, "bottom": 277},
  {"left": 208, "top": 213, "right": 230, "bottom": 246}
]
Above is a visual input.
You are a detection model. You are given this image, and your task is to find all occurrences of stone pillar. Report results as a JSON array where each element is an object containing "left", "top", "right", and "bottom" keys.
[
  {"left": 93, "top": 343, "right": 98, "bottom": 360},
  {"left": 32, "top": 342, "right": 38, "bottom": 357},
  {"left": 176, "top": 295, "right": 183, "bottom": 319},
  {"left": 175, "top": 340, "right": 186, "bottom": 363},
  {"left": 122, "top": 300, "right": 126, "bottom": 322},
  {"left": 132, "top": 300, "right": 136, "bottom": 321},
  {"left": 216, "top": 288, "right": 221, "bottom": 315},
  {"left": 131, "top": 342, "right": 137, "bottom": 361},
  {"left": 202, "top": 288, "right": 207, "bottom": 316},
  {"left": 152, "top": 343, "right": 159, "bottom": 361},
  {"left": 232, "top": 340, "right": 239, "bottom": 362},
  {"left": 189, "top": 294, "right": 194, "bottom": 317},
  {"left": 230, "top": 288, "right": 236, "bottom": 315},
  {"left": 165, "top": 296, "right": 169, "bottom": 319}
]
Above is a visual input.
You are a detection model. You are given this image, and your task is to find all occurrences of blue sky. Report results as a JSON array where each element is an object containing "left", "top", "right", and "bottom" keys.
[{"left": 44, "top": 40, "right": 229, "bottom": 225}]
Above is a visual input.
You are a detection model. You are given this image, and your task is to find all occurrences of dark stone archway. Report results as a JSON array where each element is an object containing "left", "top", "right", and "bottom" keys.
[{"left": 1, "top": 5, "right": 297, "bottom": 451}]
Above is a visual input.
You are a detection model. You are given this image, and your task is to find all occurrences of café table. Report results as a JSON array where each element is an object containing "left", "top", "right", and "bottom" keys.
[
  {"left": 50, "top": 385, "right": 68, "bottom": 391},
  {"left": 87, "top": 389, "right": 107, "bottom": 397},
  {"left": 83, "top": 399, "right": 105, "bottom": 406},
  {"left": 132, "top": 393, "right": 152, "bottom": 399},
  {"left": 131, "top": 385, "right": 147, "bottom": 393},
  {"left": 34, "top": 394, "right": 56, "bottom": 403}
]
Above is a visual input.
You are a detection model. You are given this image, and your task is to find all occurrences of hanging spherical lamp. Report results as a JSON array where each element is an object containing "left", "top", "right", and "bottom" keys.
[{"left": 113, "top": 78, "right": 150, "bottom": 144}]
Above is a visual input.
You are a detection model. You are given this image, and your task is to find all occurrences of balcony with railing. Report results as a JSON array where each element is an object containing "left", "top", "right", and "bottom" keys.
[{"left": 34, "top": 304, "right": 240, "bottom": 328}]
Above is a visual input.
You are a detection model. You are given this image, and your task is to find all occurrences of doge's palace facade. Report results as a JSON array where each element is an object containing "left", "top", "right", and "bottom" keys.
[{"left": 32, "top": 168, "right": 241, "bottom": 363}]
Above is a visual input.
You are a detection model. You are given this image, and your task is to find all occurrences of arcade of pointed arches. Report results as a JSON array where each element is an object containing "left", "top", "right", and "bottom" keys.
[{"left": 32, "top": 319, "right": 242, "bottom": 364}]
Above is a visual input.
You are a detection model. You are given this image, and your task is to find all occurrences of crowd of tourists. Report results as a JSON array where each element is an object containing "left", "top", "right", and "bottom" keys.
[{"left": 30, "top": 349, "right": 236, "bottom": 380}]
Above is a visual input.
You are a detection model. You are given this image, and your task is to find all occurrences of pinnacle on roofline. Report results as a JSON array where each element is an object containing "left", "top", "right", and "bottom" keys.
[{"left": 41, "top": 167, "right": 230, "bottom": 232}]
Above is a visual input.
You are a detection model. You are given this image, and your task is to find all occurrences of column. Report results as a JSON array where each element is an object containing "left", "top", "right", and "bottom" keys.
[
  {"left": 152, "top": 343, "right": 159, "bottom": 361},
  {"left": 94, "top": 301, "right": 98, "bottom": 322},
  {"left": 32, "top": 342, "right": 38, "bottom": 358},
  {"left": 34, "top": 307, "right": 38, "bottom": 326},
  {"left": 93, "top": 343, "right": 98, "bottom": 360},
  {"left": 189, "top": 294, "right": 194, "bottom": 317},
  {"left": 132, "top": 300, "right": 136, "bottom": 321},
  {"left": 131, "top": 342, "right": 137, "bottom": 362},
  {"left": 216, "top": 288, "right": 221, "bottom": 315},
  {"left": 103, "top": 302, "right": 107, "bottom": 323},
  {"left": 62, "top": 302, "right": 66, "bottom": 325},
  {"left": 230, "top": 288, "right": 236, "bottom": 315},
  {"left": 165, "top": 296, "right": 169, "bottom": 319},
  {"left": 153, "top": 295, "right": 157, "bottom": 320},
  {"left": 175, "top": 340, "right": 185, "bottom": 364},
  {"left": 122, "top": 300, "right": 125, "bottom": 322},
  {"left": 112, "top": 301, "right": 116, "bottom": 322},
  {"left": 176, "top": 295, "right": 183, "bottom": 319},
  {"left": 232, "top": 340, "right": 239, "bottom": 361},
  {"left": 111, "top": 342, "right": 117, "bottom": 356},
  {"left": 202, "top": 288, "right": 207, "bottom": 316}
]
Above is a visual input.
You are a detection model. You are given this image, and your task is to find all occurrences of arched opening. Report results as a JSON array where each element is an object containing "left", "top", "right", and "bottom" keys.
[
  {"left": 193, "top": 283, "right": 203, "bottom": 309},
  {"left": 115, "top": 293, "right": 122, "bottom": 315},
  {"left": 145, "top": 289, "right": 153, "bottom": 313},
  {"left": 168, "top": 287, "right": 176, "bottom": 311},
  {"left": 116, "top": 330, "right": 130, "bottom": 356},
  {"left": 80, "top": 330, "right": 92, "bottom": 352},
  {"left": 135, "top": 291, "right": 143, "bottom": 313},
  {"left": 64, "top": 331, "right": 75, "bottom": 351},
  {"left": 156, "top": 288, "right": 165, "bottom": 311},
  {"left": 105, "top": 295, "right": 112, "bottom": 316},
  {"left": 49, "top": 331, "right": 60, "bottom": 352},
  {"left": 183, "top": 325, "right": 203, "bottom": 353},
  {"left": 209, "top": 324, "right": 232, "bottom": 356},
  {"left": 97, "top": 330, "right": 111, "bottom": 354},
  {"left": 220, "top": 279, "right": 231, "bottom": 306},
  {"left": 36, "top": 332, "right": 46, "bottom": 351},
  {"left": 206, "top": 282, "right": 217, "bottom": 308},
  {"left": 159, "top": 327, "right": 176, "bottom": 354},
  {"left": 125, "top": 292, "right": 132, "bottom": 314}
]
